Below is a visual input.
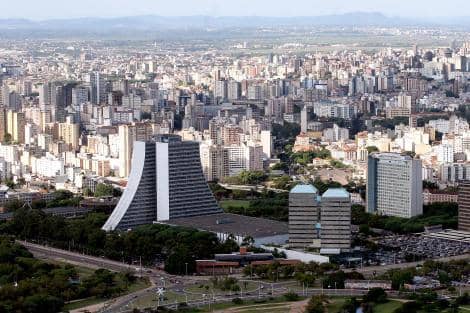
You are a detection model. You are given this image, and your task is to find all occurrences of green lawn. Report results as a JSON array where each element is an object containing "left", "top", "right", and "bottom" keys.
[
  {"left": 198, "top": 297, "right": 295, "bottom": 312},
  {"left": 63, "top": 278, "right": 150, "bottom": 311},
  {"left": 47, "top": 260, "right": 96, "bottom": 278},
  {"left": 64, "top": 297, "right": 105, "bottom": 311},
  {"left": 326, "top": 298, "right": 402, "bottom": 313},
  {"left": 326, "top": 297, "right": 347, "bottom": 312},
  {"left": 374, "top": 301, "right": 403, "bottom": 312},
  {"left": 219, "top": 200, "right": 250, "bottom": 210}
]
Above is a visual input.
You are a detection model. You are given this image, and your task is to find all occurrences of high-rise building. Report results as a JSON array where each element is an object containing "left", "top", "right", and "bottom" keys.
[
  {"left": 260, "top": 130, "right": 272, "bottom": 160},
  {"left": 118, "top": 123, "right": 154, "bottom": 178},
  {"left": 58, "top": 116, "right": 80, "bottom": 151},
  {"left": 289, "top": 185, "right": 351, "bottom": 252},
  {"left": 0, "top": 107, "right": 6, "bottom": 142},
  {"left": 87, "top": 72, "right": 106, "bottom": 105},
  {"left": 289, "top": 185, "right": 321, "bottom": 249},
  {"left": 367, "top": 153, "right": 423, "bottom": 218},
  {"left": 71, "top": 87, "right": 89, "bottom": 106},
  {"left": 244, "top": 141, "right": 264, "bottom": 171},
  {"left": 458, "top": 181, "right": 470, "bottom": 232},
  {"left": 227, "top": 81, "right": 241, "bottom": 101},
  {"left": 103, "top": 135, "right": 222, "bottom": 231},
  {"left": 6, "top": 111, "right": 25, "bottom": 144},
  {"left": 301, "top": 105, "right": 308, "bottom": 133},
  {"left": 200, "top": 143, "right": 229, "bottom": 182},
  {"left": 320, "top": 188, "right": 351, "bottom": 252},
  {"left": 214, "top": 80, "right": 228, "bottom": 103}
]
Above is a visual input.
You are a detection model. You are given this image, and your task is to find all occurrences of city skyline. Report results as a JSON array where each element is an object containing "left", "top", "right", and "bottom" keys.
[{"left": 2, "top": 0, "right": 470, "bottom": 20}]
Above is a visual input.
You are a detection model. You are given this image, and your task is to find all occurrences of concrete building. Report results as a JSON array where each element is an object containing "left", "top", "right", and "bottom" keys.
[
  {"left": 103, "top": 135, "right": 222, "bottom": 231},
  {"left": 227, "top": 81, "right": 241, "bottom": 101},
  {"left": 300, "top": 105, "right": 308, "bottom": 133},
  {"left": 260, "top": 130, "right": 272, "bottom": 160},
  {"left": 118, "top": 123, "right": 154, "bottom": 178},
  {"left": 458, "top": 181, "right": 470, "bottom": 232},
  {"left": 6, "top": 111, "right": 25, "bottom": 144},
  {"left": 288, "top": 184, "right": 321, "bottom": 249},
  {"left": 367, "top": 153, "right": 423, "bottom": 218},
  {"left": 320, "top": 188, "right": 351, "bottom": 253},
  {"left": 200, "top": 143, "right": 229, "bottom": 182},
  {"left": 0, "top": 107, "right": 6, "bottom": 142},
  {"left": 289, "top": 185, "right": 351, "bottom": 253},
  {"left": 58, "top": 116, "right": 80, "bottom": 151}
]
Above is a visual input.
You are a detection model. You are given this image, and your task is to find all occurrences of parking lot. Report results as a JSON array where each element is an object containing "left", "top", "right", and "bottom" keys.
[{"left": 376, "top": 234, "right": 470, "bottom": 261}]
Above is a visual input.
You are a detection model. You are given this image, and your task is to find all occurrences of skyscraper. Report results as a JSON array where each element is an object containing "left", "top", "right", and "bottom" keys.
[
  {"left": 6, "top": 110, "right": 25, "bottom": 144},
  {"left": 367, "top": 153, "right": 423, "bottom": 218},
  {"left": 289, "top": 185, "right": 351, "bottom": 252},
  {"left": 200, "top": 143, "right": 229, "bottom": 182},
  {"left": 301, "top": 105, "right": 308, "bottom": 133},
  {"left": 58, "top": 116, "right": 80, "bottom": 151},
  {"left": 289, "top": 184, "right": 321, "bottom": 249},
  {"left": 458, "top": 181, "right": 470, "bottom": 232},
  {"left": 103, "top": 135, "right": 222, "bottom": 231},
  {"left": 0, "top": 107, "right": 6, "bottom": 142},
  {"left": 87, "top": 72, "right": 106, "bottom": 105},
  {"left": 320, "top": 188, "right": 351, "bottom": 253},
  {"left": 118, "top": 123, "right": 154, "bottom": 178}
]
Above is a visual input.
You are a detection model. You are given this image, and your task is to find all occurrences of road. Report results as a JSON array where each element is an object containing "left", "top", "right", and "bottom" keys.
[
  {"left": 19, "top": 240, "right": 470, "bottom": 312},
  {"left": 19, "top": 240, "right": 142, "bottom": 273}
]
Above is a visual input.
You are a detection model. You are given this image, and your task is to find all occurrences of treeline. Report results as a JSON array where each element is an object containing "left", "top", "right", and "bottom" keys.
[
  {"left": 289, "top": 149, "right": 331, "bottom": 166},
  {"left": 223, "top": 191, "right": 289, "bottom": 221},
  {"left": 352, "top": 202, "right": 458, "bottom": 234},
  {"left": 0, "top": 208, "right": 238, "bottom": 275},
  {"left": 3, "top": 190, "right": 82, "bottom": 212},
  {"left": 376, "top": 259, "right": 470, "bottom": 291},
  {"left": 242, "top": 261, "right": 366, "bottom": 290},
  {"left": 0, "top": 236, "right": 136, "bottom": 313},
  {"left": 221, "top": 170, "right": 268, "bottom": 185}
]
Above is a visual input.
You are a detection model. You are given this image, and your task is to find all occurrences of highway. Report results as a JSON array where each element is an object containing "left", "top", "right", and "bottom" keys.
[{"left": 19, "top": 240, "right": 142, "bottom": 273}]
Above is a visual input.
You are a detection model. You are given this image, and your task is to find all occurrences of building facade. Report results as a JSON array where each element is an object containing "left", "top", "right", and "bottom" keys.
[
  {"left": 320, "top": 188, "right": 351, "bottom": 253},
  {"left": 289, "top": 185, "right": 351, "bottom": 252},
  {"left": 458, "top": 181, "right": 470, "bottom": 232},
  {"left": 289, "top": 185, "right": 321, "bottom": 249},
  {"left": 103, "top": 135, "right": 222, "bottom": 231},
  {"left": 367, "top": 153, "right": 423, "bottom": 218}
]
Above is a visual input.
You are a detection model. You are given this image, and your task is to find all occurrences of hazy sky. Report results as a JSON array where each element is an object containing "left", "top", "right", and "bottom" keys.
[{"left": 2, "top": 0, "right": 469, "bottom": 20}]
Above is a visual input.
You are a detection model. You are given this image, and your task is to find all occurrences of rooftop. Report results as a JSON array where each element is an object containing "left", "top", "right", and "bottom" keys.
[
  {"left": 322, "top": 188, "right": 350, "bottom": 198},
  {"left": 290, "top": 184, "right": 318, "bottom": 194},
  {"left": 163, "top": 213, "right": 288, "bottom": 239}
]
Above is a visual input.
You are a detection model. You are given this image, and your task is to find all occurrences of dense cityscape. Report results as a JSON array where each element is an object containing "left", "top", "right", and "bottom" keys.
[{"left": 0, "top": 4, "right": 470, "bottom": 313}]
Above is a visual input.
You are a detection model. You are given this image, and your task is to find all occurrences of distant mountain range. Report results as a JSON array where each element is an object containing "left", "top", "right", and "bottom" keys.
[{"left": 0, "top": 12, "right": 470, "bottom": 31}]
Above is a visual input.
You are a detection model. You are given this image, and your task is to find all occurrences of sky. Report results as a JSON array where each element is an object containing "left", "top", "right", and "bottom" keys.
[{"left": 1, "top": 0, "right": 469, "bottom": 20}]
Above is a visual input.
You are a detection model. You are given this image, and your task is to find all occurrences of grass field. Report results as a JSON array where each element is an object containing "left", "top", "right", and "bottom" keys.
[
  {"left": 219, "top": 200, "right": 250, "bottom": 210},
  {"left": 63, "top": 278, "right": 150, "bottom": 311},
  {"left": 64, "top": 297, "right": 105, "bottom": 311}
]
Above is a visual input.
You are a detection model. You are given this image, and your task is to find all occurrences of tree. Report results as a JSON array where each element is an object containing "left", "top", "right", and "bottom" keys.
[
  {"left": 2, "top": 133, "right": 12, "bottom": 145},
  {"left": 272, "top": 175, "right": 292, "bottom": 190},
  {"left": 94, "top": 183, "right": 114, "bottom": 198},
  {"left": 305, "top": 295, "right": 328, "bottom": 313},
  {"left": 284, "top": 292, "right": 300, "bottom": 301},
  {"left": 363, "top": 287, "right": 388, "bottom": 304},
  {"left": 83, "top": 188, "right": 93, "bottom": 197}
]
